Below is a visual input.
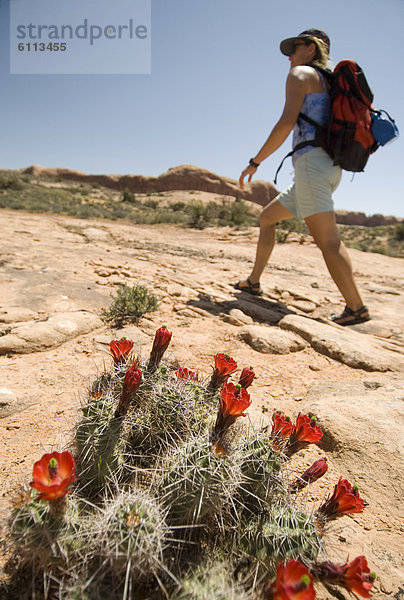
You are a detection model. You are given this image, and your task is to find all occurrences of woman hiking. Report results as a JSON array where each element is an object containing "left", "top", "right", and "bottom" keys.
[{"left": 236, "top": 28, "right": 370, "bottom": 326}]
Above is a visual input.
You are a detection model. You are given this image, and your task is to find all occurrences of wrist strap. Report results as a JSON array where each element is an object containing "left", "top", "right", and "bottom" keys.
[{"left": 249, "top": 158, "right": 260, "bottom": 168}]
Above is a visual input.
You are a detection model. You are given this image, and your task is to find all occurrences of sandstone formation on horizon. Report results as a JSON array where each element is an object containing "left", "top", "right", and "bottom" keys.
[{"left": 19, "top": 164, "right": 402, "bottom": 226}]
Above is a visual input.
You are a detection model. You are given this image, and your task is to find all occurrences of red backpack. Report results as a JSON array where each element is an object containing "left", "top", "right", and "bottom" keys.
[
  {"left": 274, "top": 60, "right": 396, "bottom": 183},
  {"left": 315, "top": 60, "right": 377, "bottom": 170}
]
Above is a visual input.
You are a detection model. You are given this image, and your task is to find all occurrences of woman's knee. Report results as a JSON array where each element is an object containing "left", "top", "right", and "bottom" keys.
[
  {"left": 315, "top": 235, "right": 341, "bottom": 254},
  {"left": 259, "top": 211, "right": 277, "bottom": 230},
  {"left": 259, "top": 199, "right": 293, "bottom": 228}
]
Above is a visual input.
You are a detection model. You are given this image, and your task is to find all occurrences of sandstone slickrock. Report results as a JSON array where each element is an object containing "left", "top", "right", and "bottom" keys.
[
  {"left": 238, "top": 325, "right": 307, "bottom": 354},
  {"left": 304, "top": 380, "right": 404, "bottom": 460},
  {"left": 0, "top": 307, "right": 38, "bottom": 324},
  {"left": 81, "top": 227, "right": 110, "bottom": 241},
  {"left": 0, "top": 388, "right": 39, "bottom": 418},
  {"left": 279, "top": 314, "right": 404, "bottom": 372},
  {"left": 301, "top": 380, "right": 404, "bottom": 592},
  {"left": 235, "top": 298, "right": 291, "bottom": 324},
  {"left": 173, "top": 308, "right": 200, "bottom": 319},
  {"left": 166, "top": 283, "right": 187, "bottom": 297},
  {"left": 286, "top": 299, "right": 317, "bottom": 313},
  {"left": 221, "top": 308, "right": 254, "bottom": 326},
  {"left": 0, "top": 311, "right": 103, "bottom": 355}
]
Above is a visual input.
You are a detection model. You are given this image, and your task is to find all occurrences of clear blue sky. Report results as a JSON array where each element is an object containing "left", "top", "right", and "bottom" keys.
[{"left": 1, "top": 0, "right": 403, "bottom": 217}]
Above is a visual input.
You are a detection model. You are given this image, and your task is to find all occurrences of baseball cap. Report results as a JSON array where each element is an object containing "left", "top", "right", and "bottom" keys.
[{"left": 280, "top": 29, "right": 330, "bottom": 56}]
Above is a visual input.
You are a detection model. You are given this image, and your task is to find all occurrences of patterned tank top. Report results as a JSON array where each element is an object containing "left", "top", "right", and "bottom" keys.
[{"left": 292, "top": 72, "right": 329, "bottom": 165}]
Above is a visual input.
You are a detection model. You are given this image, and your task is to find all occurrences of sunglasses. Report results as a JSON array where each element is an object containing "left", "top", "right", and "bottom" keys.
[{"left": 291, "top": 41, "right": 308, "bottom": 54}]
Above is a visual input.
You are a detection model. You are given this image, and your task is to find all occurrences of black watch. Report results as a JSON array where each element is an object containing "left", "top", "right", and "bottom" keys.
[{"left": 249, "top": 158, "right": 260, "bottom": 168}]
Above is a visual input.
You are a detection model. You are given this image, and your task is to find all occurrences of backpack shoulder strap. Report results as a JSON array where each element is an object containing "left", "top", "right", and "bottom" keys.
[
  {"left": 273, "top": 139, "right": 321, "bottom": 184},
  {"left": 298, "top": 112, "right": 321, "bottom": 128},
  {"left": 306, "top": 63, "right": 334, "bottom": 83}
]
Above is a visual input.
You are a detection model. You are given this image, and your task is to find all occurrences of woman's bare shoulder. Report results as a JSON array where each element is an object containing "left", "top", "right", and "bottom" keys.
[
  {"left": 288, "top": 65, "right": 317, "bottom": 81},
  {"left": 287, "top": 66, "right": 323, "bottom": 93},
  {"left": 286, "top": 66, "right": 314, "bottom": 93}
]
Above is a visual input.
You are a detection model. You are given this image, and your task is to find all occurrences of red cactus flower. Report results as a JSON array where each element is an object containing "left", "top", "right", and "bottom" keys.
[
  {"left": 175, "top": 367, "right": 197, "bottom": 381},
  {"left": 317, "top": 477, "right": 364, "bottom": 521},
  {"left": 285, "top": 413, "right": 323, "bottom": 456},
  {"left": 238, "top": 367, "right": 255, "bottom": 389},
  {"left": 221, "top": 382, "right": 251, "bottom": 416},
  {"left": 266, "top": 560, "right": 315, "bottom": 600},
  {"left": 214, "top": 352, "right": 238, "bottom": 377},
  {"left": 314, "top": 556, "right": 375, "bottom": 597},
  {"left": 271, "top": 412, "right": 294, "bottom": 439},
  {"left": 207, "top": 353, "right": 238, "bottom": 392},
  {"left": 148, "top": 326, "right": 172, "bottom": 371},
  {"left": 110, "top": 338, "right": 134, "bottom": 366},
  {"left": 30, "top": 451, "right": 77, "bottom": 501},
  {"left": 290, "top": 458, "right": 328, "bottom": 492},
  {"left": 341, "top": 556, "right": 376, "bottom": 597},
  {"left": 116, "top": 365, "right": 142, "bottom": 416},
  {"left": 213, "top": 382, "right": 251, "bottom": 436}
]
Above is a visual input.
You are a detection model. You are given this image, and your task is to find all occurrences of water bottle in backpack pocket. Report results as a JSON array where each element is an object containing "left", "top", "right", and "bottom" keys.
[{"left": 371, "top": 109, "right": 399, "bottom": 146}]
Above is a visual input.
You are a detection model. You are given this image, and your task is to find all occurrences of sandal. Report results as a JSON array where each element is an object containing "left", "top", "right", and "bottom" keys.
[
  {"left": 331, "top": 305, "right": 371, "bottom": 326},
  {"left": 234, "top": 277, "right": 263, "bottom": 296}
]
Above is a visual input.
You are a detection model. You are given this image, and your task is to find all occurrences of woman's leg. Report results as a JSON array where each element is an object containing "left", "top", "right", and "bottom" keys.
[
  {"left": 237, "top": 197, "right": 294, "bottom": 288},
  {"left": 304, "top": 211, "right": 365, "bottom": 310}
]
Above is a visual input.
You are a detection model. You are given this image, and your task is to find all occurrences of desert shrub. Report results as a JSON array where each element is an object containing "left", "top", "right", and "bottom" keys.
[
  {"left": 143, "top": 198, "right": 159, "bottom": 209},
  {"left": 369, "top": 245, "right": 393, "bottom": 256},
  {"left": 171, "top": 201, "right": 186, "bottom": 212},
  {"left": 187, "top": 198, "right": 257, "bottom": 229},
  {"left": 345, "top": 242, "right": 364, "bottom": 251},
  {"left": 77, "top": 187, "right": 91, "bottom": 196},
  {"left": 0, "top": 173, "right": 25, "bottom": 191},
  {"left": 228, "top": 196, "right": 256, "bottom": 227},
  {"left": 121, "top": 188, "right": 137, "bottom": 204},
  {"left": 101, "top": 284, "right": 159, "bottom": 326},
  {"left": 276, "top": 218, "right": 308, "bottom": 243},
  {"left": 394, "top": 223, "right": 404, "bottom": 241},
  {"left": 187, "top": 201, "right": 207, "bottom": 229}
]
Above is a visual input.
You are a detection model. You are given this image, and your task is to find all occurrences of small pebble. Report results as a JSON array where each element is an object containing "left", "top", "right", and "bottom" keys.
[
  {"left": 6, "top": 423, "right": 21, "bottom": 430},
  {"left": 309, "top": 364, "right": 321, "bottom": 371}
]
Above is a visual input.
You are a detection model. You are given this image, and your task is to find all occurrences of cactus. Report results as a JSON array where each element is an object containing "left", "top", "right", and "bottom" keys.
[
  {"left": 8, "top": 494, "right": 83, "bottom": 574},
  {"left": 2, "top": 330, "right": 375, "bottom": 600},
  {"left": 123, "top": 369, "right": 212, "bottom": 468},
  {"left": 237, "top": 433, "right": 283, "bottom": 515},
  {"left": 173, "top": 561, "right": 250, "bottom": 600},
  {"left": 238, "top": 504, "right": 323, "bottom": 582},
  {"left": 82, "top": 489, "right": 168, "bottom": 595},
  {"left": 159, "top": 435, "right": 242, "bottom": 532},
  {"left": 74, "top": 390, "right": 125, "bottom": 497}
]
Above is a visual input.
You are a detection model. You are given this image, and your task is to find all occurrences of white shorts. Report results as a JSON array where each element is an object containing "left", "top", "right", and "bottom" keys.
[{"left": 277, "top": 147, "right": 342, "bottom": 219}]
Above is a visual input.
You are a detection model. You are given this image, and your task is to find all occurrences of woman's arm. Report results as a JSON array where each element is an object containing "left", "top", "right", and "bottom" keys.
[{"left": 239, "top": 67, "right": 309, "bottom": 189}]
